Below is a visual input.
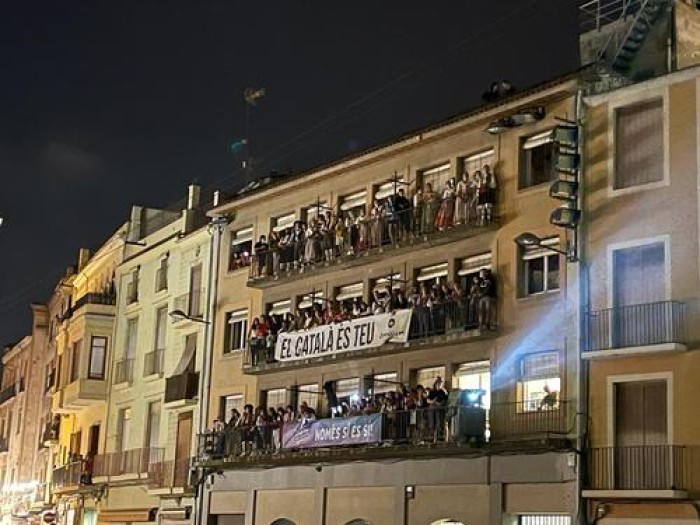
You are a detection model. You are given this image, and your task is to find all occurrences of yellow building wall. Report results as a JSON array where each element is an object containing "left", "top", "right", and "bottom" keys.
[
  {"left": 254, "top": 489, "right": 314, "bottom": 524},
  {"left": 325, "top": 486, "right": 395, "bottom": 525},
  {"left": 407, "top": 484, "right": 490, "bottom": 525}
]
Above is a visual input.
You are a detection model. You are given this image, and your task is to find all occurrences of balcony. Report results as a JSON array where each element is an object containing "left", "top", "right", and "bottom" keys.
[
  {"left": 247, "top": 208, "right": 499, "bottom": 288},
  {"left": 584, "top": 445, "right": 695, "bottom": 499},
  {"left": 57, "top": 378, "right": 107, "bottom": 411},
  {"left": 584, "top": 301, "right": 687, "bottom": 359},
  {"left": 0, "top": 378, "right": 24, "bottom": 405},
  {"left": 114, "top": 358, "right": 135, "bottom": 385},
  {"left": 143, "top": 349, "right": 165, "bottom": 378},
  {"left": 196, "top": 402, "right": 573, "bottom": 470},
  {"left": 243, "top": 300, "right": 496, "bottom": 374},
  {"left": 148, "top": 458, "right": 192, "bottom": 493},
  {"left": 164, "top": 371, "right": 199, "bottom": 406},
  {"left": 52, "top": 461, "right": 87, "bottom": 493},
  {"left": 93, "top": 448, "right": 164, "bottom": 482}
]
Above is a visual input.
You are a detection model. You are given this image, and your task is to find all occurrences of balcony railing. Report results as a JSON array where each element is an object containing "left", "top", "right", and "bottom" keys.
[
  {"left": 248, "top": 206, "right": 498, "bottom": 286},
  {"left": 243, "top": 299, "right": 495, "bottom": 370},
  {"left": 0, "top": 378, "right": 25, "bottom": 404},
  {"left": 94, "top": 448, "right": 164, "bottom": 479},
  {"left": 173, "top": 289, "right": 205, "bottom": 319},
  {"left": 148, "top": 457, "right": 192, "bottom": 490},
  {"left": 164, "top": 371, "right": 199, "bottom": 404},
  {"left": 143, "top": 349, "right": 165, "bottom": 377},
  {"left": 52, "top": 461, "right": 85, "bottom": 489},
  {"left": 196, "top": 402, "right": 572, "bottom": 468},
  {"left": 114, "top": 358, "right": 135, "bottom": 384},
  {"left": 74, "top": 292, "right": 116, "bottom": 310},
  {"left": 587, "top": 445, "right": 692, "bottom": 491},
  {"left": 585, "top": 301, "right": 686, "bottom": 352}
]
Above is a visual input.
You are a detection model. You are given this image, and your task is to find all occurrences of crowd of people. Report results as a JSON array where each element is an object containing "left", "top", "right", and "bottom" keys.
[
  {"left": 203, "top": 376, "right": 455, "bottom": 458},
  {"left": 231, "top": 168, "right": 497, "bottom": 277},
  {"left": 245, "top": 271, "right": 497, "bottom": 366}
]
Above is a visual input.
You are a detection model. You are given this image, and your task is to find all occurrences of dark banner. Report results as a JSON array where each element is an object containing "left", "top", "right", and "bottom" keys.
[{"left": 281, "top": 414, "right": 383, "bottom": 449}]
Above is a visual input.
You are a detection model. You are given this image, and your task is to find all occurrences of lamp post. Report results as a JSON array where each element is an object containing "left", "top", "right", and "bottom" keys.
[
  {"left": 514, "top": 231, "right": 577, "bottom": 262},
  {"left": 167, "top": 309, "right": 210, "bottom": 325}
]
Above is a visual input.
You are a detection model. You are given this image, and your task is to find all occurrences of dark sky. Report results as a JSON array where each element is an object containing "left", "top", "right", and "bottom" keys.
[{"left": 0, "top": 1, "right": 580, "bottom": 345}]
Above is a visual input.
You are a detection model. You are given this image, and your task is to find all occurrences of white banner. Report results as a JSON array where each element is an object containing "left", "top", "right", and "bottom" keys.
[{"left": 275, "top": 309, "right": 413, "bottom": 362}]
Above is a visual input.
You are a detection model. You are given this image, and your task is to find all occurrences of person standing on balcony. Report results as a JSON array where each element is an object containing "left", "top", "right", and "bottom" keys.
[
  {"left": 253, "top": 235, "right": 269, "bottom": 277},
  {"left": 478, "top": 269, "right": 497, "bottom": 330},
  {"left": 482, "top": 164, "right": 497, "bottom": 225},
  {"left": 395, "top": 189, "right": 412, "bottom": 241},
  {"left": 422, "top": 182, "right": 438, "bottom": 234},
  {"left": 334, "top": 216, "right": 346, "bottom": 258},
  {"left": 269, "top": 230, "right": 280, "bottom": 277},
  {"left": 412, "top": 187, "right": 423, "bottom": 237},
  {"left": 455, "top": 170, "right": 469, "bottom": 225},
  {"left": 357, "top": 207, "right": 370, "bottom": 253},
  {"left": 370, "top": 200, "right": 383, "bottom": 248},
  {"left": 435, "top": 178, "right": 456, "bottom": 231},
  {"left": 467, "top": 275, "right": 482, "bottom": 328}
]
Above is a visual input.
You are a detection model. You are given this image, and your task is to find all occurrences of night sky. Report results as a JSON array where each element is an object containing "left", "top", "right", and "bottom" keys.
[{"left": 0, "top": 1, "right": 579, "bottom": 345}]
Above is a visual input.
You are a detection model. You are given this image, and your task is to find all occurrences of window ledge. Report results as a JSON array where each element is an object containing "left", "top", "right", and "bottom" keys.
[
  {"left": 608, "top": 178, "right": 670, "bottom": 198},
  {"left": 143, "top": 373, "right": 164, "bottom": 383},
  {"left": 222, "top": 351, "right": 245, "bottom": 360},
  {"left": 516, "top": 182, "right": 550, "bottom": 196},
  {"left": 516, "top": 289, "right": 561, "bottom": 303}
]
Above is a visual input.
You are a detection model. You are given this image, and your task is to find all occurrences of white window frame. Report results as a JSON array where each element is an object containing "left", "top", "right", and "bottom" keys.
[
  {"left": 268, "top": 299, "right": 292, "bottom": 316},
  {"left": 223, "top": 394, "right": 244, "bottom": 420},
  {"left": 371, "top": 372, "right": 398, "bottom": 396},
  {"left": 272, "top": 213, "right": 297, "bottom": 232},
  {"left": 519, "top": 351, "right": 561, "bottom": 413},
  {"left": 265, "top": 388, "right": 287, "bottom": 409},
  {"left": 297, "top": 384, "right": 319, "bottom": 411},
  {"left": 519, "top": 129, "right": 555, "bottom": 190},
  {"left": 416, "top": 263, "right": 449, "bottom": 282},
  {"left": 608, "top": 86, "right": 670, "bottom": 197},
  {"left": 420, "top": 163, "right": 451, "bottom": 192},
  {"left": 606, "top": 372, "right": 673, "bottom": 447},
  {"left": 454, "top": 360, "right": 491, "bottom": 409},
  {"left": 606, "top": 234, "right": 671, "bottom": 309},
  {"left": 339, "top": 190, "right": 368, "bottom": 212},
  {"left": 225, "top": 309, "right": 249, "bottom": 353},
  {"left": 374, "top": 178, "right": 406, "bottom": 201},
  {"left": 462, "top": 149, "right": 495, "bottom": 175},
  {"left": 415, "top": 366, "right": 446, "bottom": 389},
  {"left": 335, "top": 283, "right": 364, "bottom": 302},
  {"left": 521, "top": 237, "right": 561, "bottom": 297}
]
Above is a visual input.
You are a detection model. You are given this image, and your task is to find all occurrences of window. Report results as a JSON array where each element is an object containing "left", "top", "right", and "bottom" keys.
[
  {"left": 335, "top": 378, "right": 360, "bottom": 405},
  {"left": 224, "top": 310, "right": 248, "bottom": 354},
  {"left": 614, "top": 98, "right": 663, "bottom": 189},
  {"left": 16, "top": 409, "right": 22, "bottom": 435},
  {"left": 458, "top": 253, "right": 492, "bottom": 291},
  {"left": 69, "top": 430, "right": 81, "bottom": 455},
  {"left": 520, "top": 237, "right": 560, "bottom": 296},
  {"left": 372, "top": 273, "right": 403, "bottom": 293},
  {"left": 117, "top": 408, "right": 131, "bottom": 452},
  {"left": 461, "top": 149, "right": 494, "bottom": 176},
  {"left": 421, "top": 163, "right": 451, "bottom": 193},
  {"left": 296, "top": 384, "right": 319, "bottom": 411},
  {"left": 303, "top": 201, "right": 330, "bottom": 223},
  {"left": 612, "top": 241, "right": 665, "bottom": 307},
  {"left": 369, "top": 372, "right": 397, "bottom": 396},
  {"left": 70, "top": 340, "right": 82, "bottom": 383},
  {"left": 155, "top": 256, "right": 168, "bottom": 292},
  {"left": 415, "top": 366, "right": 445, "bottom": 389},
  {"left": 454, "top": 361, "right": 491, "bottom": 409},
  {"left": 519, "top": 516, "right": 571, "bottom": 525},
  {"left": 88, "top": 337, "right": 107, "bottom": 380},
  {"left": 297, "top": 292, "right": 325, "bottom": 312},
  {"left": 125, "top": 318, "right": 138, "bottom": 359},
  {"left": 335, "top": 283, "right": 364, "bottom": 303},
  {"left": 271, "top": 212, "right": 297, "bottom": 233},
  {"left": 519, "top": 351, "right": 560, "bottom": 412},
  {"left": 267, "top": 299, "right": 292, "bottom": 316},
  {"left": 188, "top": 265, "right": 203, "bottom": 318},
  {"left": 220, "top": 394, "right": 244, "bottom": 422},
  {"left": 145, "top": 401, "right": 161, "bottom": 450},
  {"left": 229, "top": 227, "right": 253, "bottom": 271},
  {"left": 126, "top": 269, "right": 139, "bottom": 304},
  {"left": 374, "top": 177, "right": 405, "bottom": 202},
  {"left": 520, "top": 130, "right": 555, "bottom": 189},
  {"left": 265, "top": 388, "right": 286, "bottom": 409},
  {"left": 415, "top": 263, "right": 448, "bottom": 288},
  {"left": 339, "top": 190, "right": 368, "bottom": 221}
]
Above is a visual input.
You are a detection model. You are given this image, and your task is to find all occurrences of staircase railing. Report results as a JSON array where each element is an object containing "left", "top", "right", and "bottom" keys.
[{"left": 580, "top": 0, "right": 643, "bottom": 32}]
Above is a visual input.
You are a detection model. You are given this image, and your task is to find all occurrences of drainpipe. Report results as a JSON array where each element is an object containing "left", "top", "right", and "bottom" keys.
[{"left": 193, "top": 214, "right": 227, "bottom": 525}]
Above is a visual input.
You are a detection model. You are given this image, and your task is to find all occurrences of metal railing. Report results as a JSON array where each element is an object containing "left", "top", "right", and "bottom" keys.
[
  {"left": 74, "top": 292, "right": 116, "bottom": 310},
  {"left": 52, "top": 461, "right": 84, "bottom": 489},
  {"left": 489, "top": 400, "right": 573, "bottom": 441},
  {"left": 173, "top": 289, "right": 205, "bottom": 319},
  {"left": 114, "top": 358, "right": 135, "bottom": 384},
  {"left": 579, "top": 0, "right": 643, "bottom": 32},
  {"left": 248, "top": 205, "right": 497, "bottom": 282},
  {"left": 94, "top": 448, "right": 164, "bottom": 478},
  {"left": 584, "top": 300, "right": 686, "bottom": 352},
  {"left": 148, "top": 457, "right": 192, "bottom": 489},
  {"left": 143, "top": 349, "right": 165, "bottom": 377},
  {"left": 243, "top": 299, "right": 495, "bottom": 368},
  {"left": 164, "top": 371, "right": 199, "bottom": 403},
  {"left": 587, "top": 445, "right": 692, "bottom": 490},
  {"left": 196, "top": 402, "right": 571, "bottom": 465}
]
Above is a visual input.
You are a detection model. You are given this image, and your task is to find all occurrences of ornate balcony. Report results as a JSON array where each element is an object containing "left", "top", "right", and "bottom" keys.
[
  {"left": 59, "top": 378, "right": 107, "bottom": 410},
  {"left": 52, "top": 461, "right": 87, "bottom": 493},
  {"left": 196, "top": 402, "right": 573, "bottom": 470},
  {"left": 93, "top": 448, "right": 164, "bottom": 481},
  {"left": 584, "top": 300, "right": 687, "bottom": 359}
]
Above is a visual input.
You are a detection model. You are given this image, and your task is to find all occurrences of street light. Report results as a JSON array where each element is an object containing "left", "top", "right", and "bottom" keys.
[
  {"left": 168, "top": 309, "right": 210, "bottom": 324},
  {"left": 514, "top": 231, "right": 577, "bottom": 261}
]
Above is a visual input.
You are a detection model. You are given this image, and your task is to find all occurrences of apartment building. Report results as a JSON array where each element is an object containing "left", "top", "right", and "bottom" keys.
[
  {"left": 95, "top": 186, "right": 210, "bottom": 525},
  {"left": 199, "top": 70, "right": 584, "bottom": 525},
  {"left": 0, "top": 303, "right": 49, "bottom": 524},
  {"left": 50, "top": 230, "right": 128, "bottom": 525}
]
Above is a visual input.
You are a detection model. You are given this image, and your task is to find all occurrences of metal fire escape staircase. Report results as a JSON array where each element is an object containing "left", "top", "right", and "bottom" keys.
[{"left": 580, "top": 0, "right": 670, "bottom": 85}]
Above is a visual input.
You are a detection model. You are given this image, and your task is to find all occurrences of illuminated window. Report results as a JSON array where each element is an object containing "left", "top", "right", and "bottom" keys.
[
  {"left": 519, "top": 515, "right": 571, "bottom": 525},
  {"left": 415, "top": 366, "right": 445, "bottom": 389},
  {"left": 421, "top": 163, "right": 451, "bottom": 193},
  {"left": 229, "top": 226, "right": 253, "bottom": 271},
  {"left": 519, "top": 352, "right": 560, "bottom": 412},
  {"left": 296, "top": 384, "right": 319, "bottom": 411},
  {"left": 265, "top": 388, "right": 286, "bottom": 410},
  {"left": 454, "top": 361, "right": 490, "bottom": 409},
  {"left": 224, "top": 310, "right": 248, "bottom": 354},
  {"left": 88, "top": 336, "right": 107, "bottom": 380},
  {"left": 520, "top": 130, "right": 555, "bottom": 189}
]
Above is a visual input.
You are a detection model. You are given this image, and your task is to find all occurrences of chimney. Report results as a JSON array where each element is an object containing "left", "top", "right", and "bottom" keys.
[
  {"left": 77, "top": 248, "right": 91, "bottom": 271},
  {"left": 127, "top": 206, "right": 143, "bottom": 242},
  {"left": 187, "top": 184, "right": 201, "bottom": 210}
]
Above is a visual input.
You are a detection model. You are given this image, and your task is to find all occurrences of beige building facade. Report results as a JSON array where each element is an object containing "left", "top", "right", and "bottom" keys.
[{"left": 202, "top": 74, "right": 583, "bottom": 525}]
